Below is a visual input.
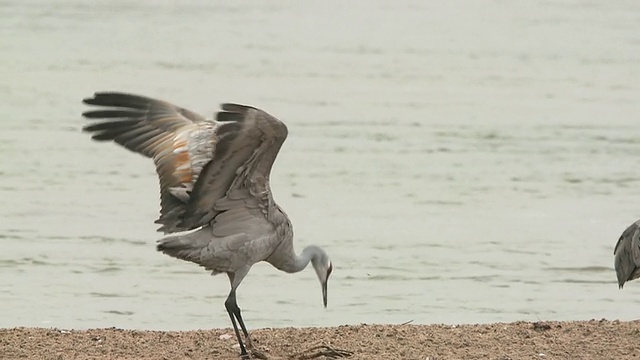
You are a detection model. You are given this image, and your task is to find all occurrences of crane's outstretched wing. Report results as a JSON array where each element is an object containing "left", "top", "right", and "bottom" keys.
[
  {"left": 82, "top": 92, "right": 219, "bottom": 232},
  {"left": 82, "top": 91, "right": 288, "bottom": 234},
  {"left": 178, "top": 103, "right": 289, "bottom": 231},
  {"left": 614, "top": 220, "right": 640, "bottom": 288}
]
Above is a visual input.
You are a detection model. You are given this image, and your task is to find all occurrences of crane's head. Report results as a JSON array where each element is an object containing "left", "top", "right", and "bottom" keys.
[{"left": 309, "top": 246, "right": 332, "bottom": 308}]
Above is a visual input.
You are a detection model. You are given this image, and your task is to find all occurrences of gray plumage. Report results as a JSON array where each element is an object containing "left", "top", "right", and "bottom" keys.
[
  {"left": 614, "top": 219, "right": 640, "bottom": 288},
  {"left": 82, "top": 92, "right": 333, "bottom": 358}
]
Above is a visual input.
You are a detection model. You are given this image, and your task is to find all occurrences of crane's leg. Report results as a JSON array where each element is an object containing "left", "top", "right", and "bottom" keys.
[
  {"left": 231, "top": 294, "right": 252, "bottom": 344},
  {"left": 225, "top": 289, "right": 249, "bottom": 358},
  {"left": 226, "top": 269, "right": 254, "bottom": 358}
]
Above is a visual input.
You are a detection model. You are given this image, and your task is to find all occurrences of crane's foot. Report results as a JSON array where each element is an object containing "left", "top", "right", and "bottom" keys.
[
  {"left": 238, "top": 336, "right": 269, "bottom": 360},
  {"left": 239, "top": 349, "right": 269, "bottom": 360},
  {"left": 290, "top": 345, "right": 353, "bottom": 359},
  {"left": 249, "top": 349, "right": 269, "bottom": 359}
]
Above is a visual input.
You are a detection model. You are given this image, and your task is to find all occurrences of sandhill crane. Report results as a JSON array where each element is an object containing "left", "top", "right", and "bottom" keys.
[
  {"left": 614, "top": 219, "right": 640, "bottom": 288},
  {"left": 82, "top": 92, "right": 333, "bottom": 358}
]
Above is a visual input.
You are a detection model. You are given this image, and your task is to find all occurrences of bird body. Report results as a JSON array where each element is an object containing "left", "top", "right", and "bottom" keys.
[
  {"left": 614, "top": 219, "right": 640, "bottom": 288},
  {"left": 157, "top": 201, "right": 291, "bottom": 276},
  {"left": 82, "top": 92, "right": 332, "bottom": 358}
]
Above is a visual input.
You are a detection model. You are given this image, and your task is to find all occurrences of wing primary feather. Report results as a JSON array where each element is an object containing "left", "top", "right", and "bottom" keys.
[
  {"left": 113, "top": 125, "right": 156, "bottom": 144},
  {"left": 216, "top": 111, "right": 245, "bottom": 123},
  {"left": 83, "top": 92, "right": 153, "bottom": 110},
  {"left": 82, "top": 110, "right": 145, "bottom": 119},
  {"left": 91, "top": 130, "right": 136, "bottom": 142},
  {"left": 220, "top": 103, "right": 254, "bottom": 113},
  {"left": 82, "top": 120, "right": 144, "bottom": 133},
  {"left": 118, "top": 128, "right": 164, "bottom": 150}
]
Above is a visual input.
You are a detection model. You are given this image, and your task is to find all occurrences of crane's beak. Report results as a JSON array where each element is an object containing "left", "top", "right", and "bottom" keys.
[{"left": 322, "top": 279, "right": 328, "bottom": 308}]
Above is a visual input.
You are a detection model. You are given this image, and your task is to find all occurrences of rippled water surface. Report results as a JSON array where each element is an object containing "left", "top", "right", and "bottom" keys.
[{"left": 2, "top": 0, "right": 640, "bottom": 330}]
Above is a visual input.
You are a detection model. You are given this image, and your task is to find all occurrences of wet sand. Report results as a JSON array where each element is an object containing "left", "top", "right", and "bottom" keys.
[{"left": 1, "top": 320, "right": 637, "bottom": 359}]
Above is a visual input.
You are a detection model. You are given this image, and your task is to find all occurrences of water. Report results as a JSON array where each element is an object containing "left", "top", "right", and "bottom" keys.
[{"left": 2, "top": 0, "right": 640, "bottom": 331}]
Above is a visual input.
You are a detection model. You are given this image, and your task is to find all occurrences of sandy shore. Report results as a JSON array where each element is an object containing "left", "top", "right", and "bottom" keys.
[{"left": 1, "top": 320, "right": 638, "bottom": 360}]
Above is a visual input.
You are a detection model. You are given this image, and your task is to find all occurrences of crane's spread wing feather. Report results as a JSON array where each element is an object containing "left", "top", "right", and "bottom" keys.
[{"left": 82, "top": 91, "right": 288, "bottom": 236}]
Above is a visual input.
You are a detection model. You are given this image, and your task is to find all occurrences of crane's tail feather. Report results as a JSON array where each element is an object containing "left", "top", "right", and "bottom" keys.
[
  {"left": 157, "top": 234, "right": 225, "bottom": 275},
  {"left": 156, "top": 230, "right": 209, "bottom": 263},
  {"left": 157, "top": 235, "right": 190, "bottom": 254}
]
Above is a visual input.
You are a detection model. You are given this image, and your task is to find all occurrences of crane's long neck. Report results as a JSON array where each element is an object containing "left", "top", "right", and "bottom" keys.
[{"left": 286, "top": 245, "right": 325, "bottom": 274}]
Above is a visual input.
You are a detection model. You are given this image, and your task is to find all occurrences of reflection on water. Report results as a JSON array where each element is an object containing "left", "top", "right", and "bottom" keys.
[{"left": 2, "top": 0, "right": 640, "bottom": 330}]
